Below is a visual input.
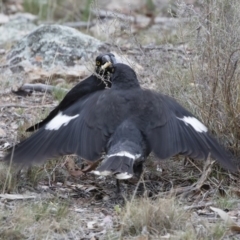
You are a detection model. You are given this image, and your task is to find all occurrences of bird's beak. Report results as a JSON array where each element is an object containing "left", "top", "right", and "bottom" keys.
[{"left": 101, "top": 61, "right": 112, "bottom": 70}]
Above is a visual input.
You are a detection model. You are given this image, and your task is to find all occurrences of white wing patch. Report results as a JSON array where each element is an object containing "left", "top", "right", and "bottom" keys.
[
  {"left": 177, "top": 116, "right": 208, "bottom": 133},
  {"left": 45, "top": 112, "right": 79, "bottom": 130}
]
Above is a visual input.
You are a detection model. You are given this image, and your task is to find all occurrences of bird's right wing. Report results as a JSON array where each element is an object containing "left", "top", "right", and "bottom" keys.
[{"left": 5, "top": 90, "right": 126, "bottom": 167}]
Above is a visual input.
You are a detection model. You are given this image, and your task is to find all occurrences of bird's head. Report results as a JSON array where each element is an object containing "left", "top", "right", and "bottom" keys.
[
  {"left": 102, "top": 63, "right": 140, "bottom": 89},
  {"left": 95, "top": 53, "right": 117, "bottom": 76}
]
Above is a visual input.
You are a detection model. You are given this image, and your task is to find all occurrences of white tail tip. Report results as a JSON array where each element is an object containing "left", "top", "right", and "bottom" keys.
[
  {"left": 115, "top": 172, "right": 133, "bottom": 179},
  {"left": 92, "top": 170, "right": 112, "bottom": 176},
  {"left": 92, "top": 170, "right": 133, "bottom": 179}
]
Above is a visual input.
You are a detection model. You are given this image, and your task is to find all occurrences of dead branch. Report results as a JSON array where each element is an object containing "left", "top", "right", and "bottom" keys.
[{"left": 20, "top": 83, "right": 68, "bottom": 94}]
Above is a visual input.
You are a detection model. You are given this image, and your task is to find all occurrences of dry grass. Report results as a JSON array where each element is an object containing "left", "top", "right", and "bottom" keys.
[
  {"left": 0, "top": 157, "right": 68, "bottom": 194},
  {"left": 214, "top": 193, "right": 240, "bottom": 210},
  {"left": 0, "top": 198, "right": 85, "bottom": 240},
  {"left": 120, "top": 197, "right": 189, "bottom": 237},
  {"left": 0, "top": 163, "right": 18, "bottom": 193},
  {"left": 186, "top": 0, "right": 240, "bottom": 153},
  {"left": 0, "top": 191, "right": 237, "bottom": 239},
  {"left": 118, "top": 196, "right": 234, "bottom": 239},
  {"left": 154, "top": 0, "right": 240, "bottom": 155}
]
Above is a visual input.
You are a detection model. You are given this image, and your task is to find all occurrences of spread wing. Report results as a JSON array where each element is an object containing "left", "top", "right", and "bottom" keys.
[
  {"left": 5, "top": 90, "right": 128, "bottom": 167},
  {"left": 146, "top": 93, "right": 235, "bottom": 171}
]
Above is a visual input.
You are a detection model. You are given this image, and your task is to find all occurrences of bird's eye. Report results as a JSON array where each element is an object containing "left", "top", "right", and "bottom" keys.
[{"left": 96, "top": 61, "right": 101, "bottom": 66}]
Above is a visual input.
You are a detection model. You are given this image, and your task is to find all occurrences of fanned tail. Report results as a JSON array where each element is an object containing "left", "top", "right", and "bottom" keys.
[{"left": 94, "top": 155, "right": 135, "bottom": 179}]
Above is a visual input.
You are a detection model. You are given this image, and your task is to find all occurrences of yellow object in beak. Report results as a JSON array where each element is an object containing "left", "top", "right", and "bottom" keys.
[{"left": 101, "top": 61, "right": 112, "bottom": 70}]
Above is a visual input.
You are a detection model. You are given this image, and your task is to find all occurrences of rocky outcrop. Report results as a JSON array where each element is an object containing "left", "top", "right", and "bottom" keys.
[{"left": 5, "top": 24, "right": 105, "bottom": 81}]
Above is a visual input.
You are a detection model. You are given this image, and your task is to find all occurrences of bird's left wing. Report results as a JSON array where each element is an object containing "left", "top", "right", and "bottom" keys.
[{"left": 146, "top": 93, "right": 236, "bottom": 171}]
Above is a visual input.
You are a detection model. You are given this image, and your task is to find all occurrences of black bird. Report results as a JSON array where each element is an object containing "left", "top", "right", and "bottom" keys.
[
  {"left": 26, "top": 53, "right": 117, "bottom": 132},
  {"left": 5, "top": 63, "right": 235, "bottom": 179}
]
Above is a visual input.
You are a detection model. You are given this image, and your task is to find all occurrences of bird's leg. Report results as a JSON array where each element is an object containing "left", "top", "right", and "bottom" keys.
[
  {"left": 116, "top": 179, "right": 121, "bottom": 194},
  {"left": 134, "top": 162, "right": 143, "bottom": 180},
  {"left": 102, "top": 179, "right": 124, "bottom": 205}
]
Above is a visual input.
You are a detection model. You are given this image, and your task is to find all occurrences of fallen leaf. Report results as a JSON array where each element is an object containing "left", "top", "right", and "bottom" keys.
[
  {"left": 210, "top": 207, "right": 237, "bottom": 227},
  {"left": 71, "top": 207, "right": 86, "bottom": 213},
  {"left": 10, "top": 122, "right": 18, "bottom": 130},
  {"left": 160, "top": 233, "right": 171, "bottom": 239},
  {"left": 101, "top": 215, "right": 113, "bottom": 228},
  {"left": 87, "top": 221, "right": 97, "bottom": 229},
  {"left": 230, "top": 225, "right": 240, "bottom": 233},
  {"left": 64, "top": 158, "right": 84, "bottom": 177},
  {"left": 135, "top": 236, "right": 149, "bottom": 240},
  {"left": 82, "top": 159, "right": 101, "bottom": 173}
]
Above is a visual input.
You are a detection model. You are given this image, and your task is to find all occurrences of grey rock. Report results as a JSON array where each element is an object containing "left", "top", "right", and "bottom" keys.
[
  {"left": 0, "top": 13, "right": 9, "bottom": 24},
  {"left": 6, "top": 24, "right": 104, "bottom": 81},
  {"left": 0, "top": 14, "right": 37, "bottom": 46}
]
